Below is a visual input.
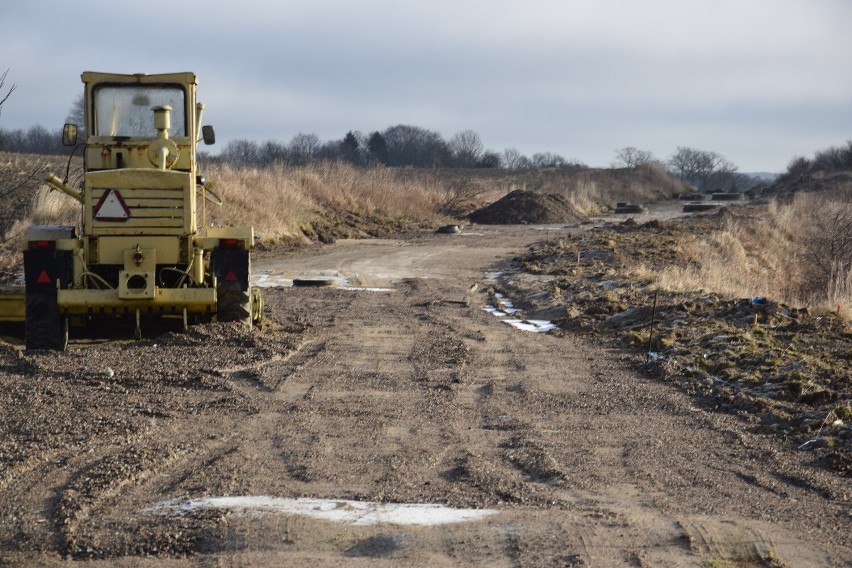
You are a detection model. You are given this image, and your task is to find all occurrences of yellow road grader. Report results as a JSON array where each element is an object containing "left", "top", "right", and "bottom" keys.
[{"left": 0, "top": 72, "right": 261, "bottom": 349}]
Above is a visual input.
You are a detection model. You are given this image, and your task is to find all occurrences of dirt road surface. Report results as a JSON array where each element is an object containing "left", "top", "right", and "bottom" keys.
[{"left": 1, "top": 209, "right": 849, "bottom": 566}]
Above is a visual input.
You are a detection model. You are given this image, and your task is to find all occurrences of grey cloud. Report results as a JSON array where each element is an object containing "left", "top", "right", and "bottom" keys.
[{"left": 1, "top": 0, "right": 850, "bottom": 171}]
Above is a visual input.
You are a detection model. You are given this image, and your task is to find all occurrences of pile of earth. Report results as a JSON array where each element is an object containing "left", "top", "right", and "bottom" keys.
[
  {"left": 505, "top": 212, "right": 852, "bottom": 474},
  {"left": 468, "top": 190, "right": 586, "bottom": 225}
]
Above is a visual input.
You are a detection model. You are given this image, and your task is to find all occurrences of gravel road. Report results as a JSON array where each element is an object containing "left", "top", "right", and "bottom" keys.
[{"left": 0, "top": 213, "right": 849, "bottom": 566}]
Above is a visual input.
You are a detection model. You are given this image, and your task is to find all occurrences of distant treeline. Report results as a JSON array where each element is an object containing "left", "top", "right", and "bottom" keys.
[
  {"left": 10, "top": 118, "right": 849, "bottom": 193},
  {"left": 0, "top": 122, "right": 763, "bottom": 191},
  {"left": 0, "top": 122, "right": 587, "bottom": 171},
  {"left": 781, "top": 141, "right": 852, "bottom": 182},
  {"left": 0, "top": 125, "right": 66, "bottom": 155},
  {"left": 207, "top": 125, "right": 588, "bottom": 171}
]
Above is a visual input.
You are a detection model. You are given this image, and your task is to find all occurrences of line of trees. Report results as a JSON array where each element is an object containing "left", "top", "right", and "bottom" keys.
[
  {"left": 613, "top": 145, "right": 761, "bottom": 192},
  {"left": 0, "top": 124, "right": 67, "bottom": 155},
  {"left": 211, "top": 125, "right": 588, "bottom": 171},
  {"left": 0, "top": 120, "right": 766, "bottom": 193},
  {"left": 0, "top": 72, "right": 757, "bottom": 182},
  {"left": 0, "top": 74, "right": 75, "bottom": 155},
  {"left": 0, "top": 118, "right": 589, "bottom": 171},
  {"left": 0, "top": 72, "right": 775, "bottom": 187},
  {"left": 782, "top": 141, "right": 852, "bottom": 182}
]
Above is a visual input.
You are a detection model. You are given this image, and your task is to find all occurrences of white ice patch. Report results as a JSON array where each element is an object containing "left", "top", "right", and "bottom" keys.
[
  {"left": 251, "top": 273, "right": 393, "bottom": 292},
  {"left": 493, "top": 294, "right": 521, "bottom": 314},
  {"left": 484, "top": 293, "right": 556, "bottom": 333},
  {"left": 252, "top": 273, "right": 293, "bottom": 288},
  {"left": 146, "top": 496, "right": 496, "bottom": 526},
  {"left": 503, "top": 319, "right": 558, "bottom": 333}
]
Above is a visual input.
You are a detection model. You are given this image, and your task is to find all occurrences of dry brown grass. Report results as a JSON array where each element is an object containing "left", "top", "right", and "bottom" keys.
[
  {"left": 643, "top": 191, "right": 852, "bottom": 319},
  {"left": 201, "top": 161, "right": 464, "bottom": 243},
  {"left": 0, "top": 156, "right": 690, "bottom": 277},
  {"left": 530, "top": 163, "right": 689, "bottom": 215},
  {"left": 0, "top": 160, "right": 474, "bottom": 258}
]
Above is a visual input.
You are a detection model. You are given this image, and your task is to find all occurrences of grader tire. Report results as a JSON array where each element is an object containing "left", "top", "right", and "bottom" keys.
[
  {"left": 25, "top": 294, "right": 68, "bottom": 351},
  {"left": 217, "top": 284, "right": 251, "bottom": 326}
]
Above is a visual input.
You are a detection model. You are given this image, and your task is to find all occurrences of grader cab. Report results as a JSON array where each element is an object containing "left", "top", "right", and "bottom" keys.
[{"left": 16, "top": 71, "right": 261, "bottom": 349}]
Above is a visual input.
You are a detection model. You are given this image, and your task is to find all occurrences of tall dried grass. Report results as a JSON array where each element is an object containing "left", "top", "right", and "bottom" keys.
[
  {"left": 645, "top": 190, "right": 852, "bottom": 319},
  {"left": 202, "top": 161, "right": 460, "bottom": 242},
  {"left": 534, "top": 163, "right": 689, "bottom": 215},
  {"left": 0, "top": 161, "right": 468, "bottom": 255},
  {"left": 0, "top": 188, "right": 82, "bottom": 274},
  {"left": 0, "top": 158, "right": 691, "bottom": 276}
]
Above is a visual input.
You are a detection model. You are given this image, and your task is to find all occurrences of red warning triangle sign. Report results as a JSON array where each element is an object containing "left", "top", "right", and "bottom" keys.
[
  {"left": 94, "top": 189, "right": 131, "bottom": 221},
  {"left": 224, "top": 269, "right": 238, "bottom": 282},
  {"left": 36, "top": 269, "right": 51, "bottom": 284}
]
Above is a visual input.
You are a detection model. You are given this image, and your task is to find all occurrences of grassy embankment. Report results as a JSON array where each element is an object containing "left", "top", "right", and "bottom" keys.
[
  {"left": 1, "top": 150, "right": 848, "bottom": 318},
  {"left": 0, "top": 154, "right": 684, "bottom": 273},
  {"left": 642, "top": 189, "right": 852, "bottom": 320}
]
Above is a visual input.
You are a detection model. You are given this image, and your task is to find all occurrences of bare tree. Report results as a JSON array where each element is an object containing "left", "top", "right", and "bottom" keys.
[
  {"left": 219, "top": 139, "right": 261, "bottom": 164},
  {"left": 668, "top": 146, "right": 702, "bottom": 182},
  {"left": 259, "top": 140, "right": 288, "bottom": 164},
  {"left": 705, "top": 157, "right": 739, "bottom": 191},
  {"left": 502, "top": 147, "right": 530, "bottom": 169},
  {"left": 382, "top": 125, "right": 450, "bottom": 167},
  {"left": 667, "top": 146, "right": 731, "bottom": 191},
  {"left": 449, "top": 129, "right": 483, "bottom": 168},
  {"left": 288, "top": 132, "right": 321, "bottom": 165},
  {"left": 478, "top": 151, "right": 501, "bottom": 168},
  {"left": 532, "top": 152, "right": 567, "bottom": 168},
  {"left": 614, "top": 146, "right": 655, "bottom": 168},
  {"left": 65, "top": 93, "right": 87, "bottom": 140},
  {"left": 0, "top": 69, "right": 17, "bottom": 119}
]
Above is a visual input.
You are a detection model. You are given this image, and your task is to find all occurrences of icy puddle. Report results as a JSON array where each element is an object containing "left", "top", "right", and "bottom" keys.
[
  {"left": 484, "top": 293, "right": 557, "bottom": 333},
  {"left": 147, "top": 496, "right": 496, "bottom": 526},
  {"left": 502, "top": 319, "right": 558, "bottom": 333},
  {"left": 252, "top": 272, "right": 393, "bottom": 292}
]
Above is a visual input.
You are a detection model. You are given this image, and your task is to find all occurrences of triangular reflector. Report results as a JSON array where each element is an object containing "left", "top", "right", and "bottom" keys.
[
  {"left": 225, "top": 270, "right": 238, "bottom": 282},
  {"left": 94, "top": 189, "right": 131, "bottom": 221},
  {"left": 36, "top": 269, "right": 51, "bottom": 284}
]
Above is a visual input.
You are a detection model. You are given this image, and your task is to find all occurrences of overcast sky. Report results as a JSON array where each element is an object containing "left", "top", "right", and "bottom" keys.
[{"left": 1, "top": 0, "right": 850, "bottom": 172}]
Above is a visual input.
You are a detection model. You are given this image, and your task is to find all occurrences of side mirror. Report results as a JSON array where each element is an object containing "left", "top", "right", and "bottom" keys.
[
  {"left": 62, "top": 124, "right": 78, "bottom": 146},
  {"left": 202, "top": 125, "right": 216, "bottom": 145}
]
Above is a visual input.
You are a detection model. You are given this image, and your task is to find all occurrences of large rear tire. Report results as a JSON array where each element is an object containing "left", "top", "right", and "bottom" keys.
[
  {"left": 25, "top": 293, "right": 68, "bottom": 351},
  {"left": 217, "top": 283, "right": 251, "bottom": 326}
]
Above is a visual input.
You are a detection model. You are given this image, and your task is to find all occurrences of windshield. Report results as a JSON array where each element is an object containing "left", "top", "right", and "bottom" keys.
[{"left": 93, "top": 85, "right": 186, "bottom": 137}]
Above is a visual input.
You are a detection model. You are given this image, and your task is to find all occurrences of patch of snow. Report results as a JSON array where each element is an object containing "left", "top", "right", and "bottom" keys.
[
  {"left": 503, "top": 319, "right": 557, "bottom": 333},
  {"left": 484, "top": 293, "right": 556, "bottom": 333},
  {"left": 146, "top": 496, "right": 496, "bottom": 526},
  {"left": 484, "top": 305, "right": 508, "bottom": 317},
  {"left": 251, "top": 273, "right": 393, "bottom": 292}
]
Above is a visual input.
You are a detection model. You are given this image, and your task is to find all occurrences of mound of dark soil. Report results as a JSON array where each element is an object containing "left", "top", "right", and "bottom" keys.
[{"left": 468, "top": 190, "right": 586, "bottom": 225}]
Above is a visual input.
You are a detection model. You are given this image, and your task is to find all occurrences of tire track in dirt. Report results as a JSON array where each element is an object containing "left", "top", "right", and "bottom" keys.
[
  {"left": 413, "top": 276, "right": 841, "bottom": 566},
  {"left": 2, "top": 220, "right": 849, "bottom": 565}
]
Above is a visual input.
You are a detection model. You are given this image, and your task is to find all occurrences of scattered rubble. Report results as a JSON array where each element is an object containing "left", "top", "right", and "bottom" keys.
[{"left": 512, "top": 213, "right": 852, "bottom": 473}]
